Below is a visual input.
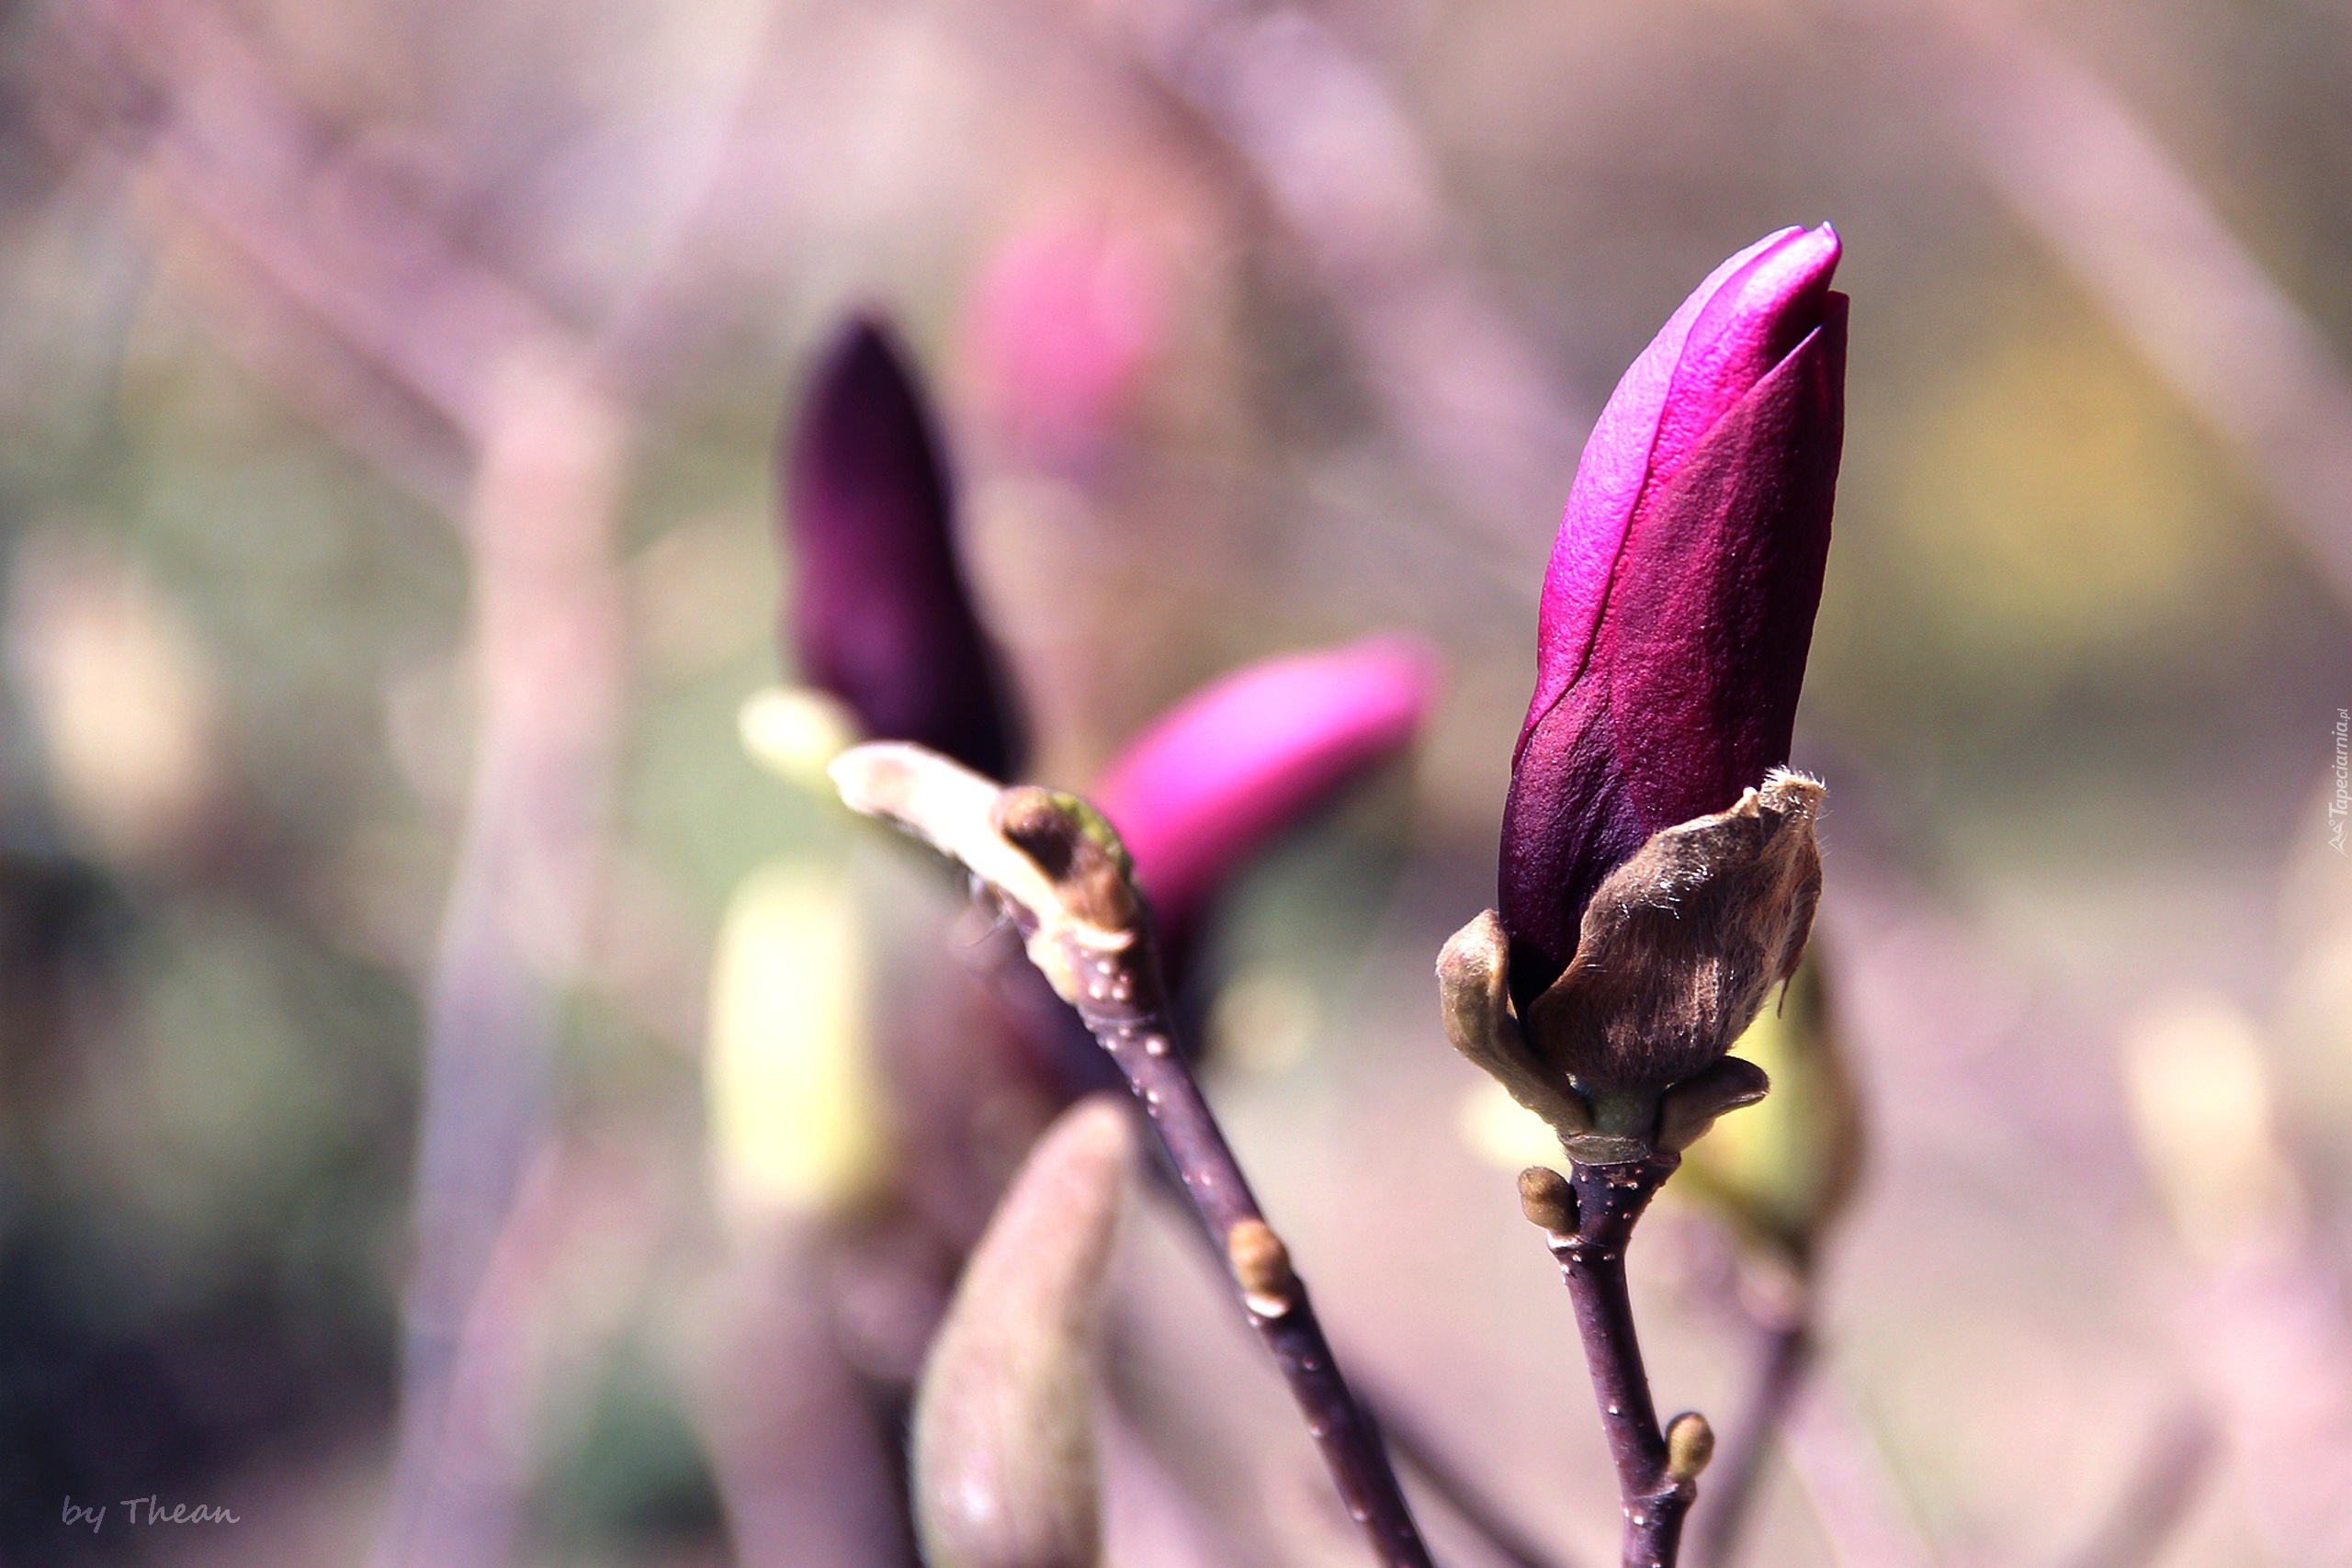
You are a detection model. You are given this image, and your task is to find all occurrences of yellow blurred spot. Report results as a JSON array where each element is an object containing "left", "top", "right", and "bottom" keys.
[
  {"left": 707, "top": 859, "right": 888, "bottom": 1220},
  {"left": 2121, "top": 991, "right": 2301, "bottom": 1260},
  {"left": 1455, "top": 1077, "right": 1559, "bottom": 1170},
  {"left": 1675, "top": 954, "right": 1862, "bottom": 1267},
  {"left": 5, "top": 529, "right": 219, "bottom": 867},
  {"left": 739, "top": 686, "right": 861, "bottom": 792},
  {"left": 1895, "top": 306, "right": 2248, "bottom": 670}
]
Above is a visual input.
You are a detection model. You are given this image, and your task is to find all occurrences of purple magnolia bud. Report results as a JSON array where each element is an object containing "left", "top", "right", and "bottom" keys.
[
  {"left": 1092, "top": 637, "right": 1436, "bottom": 944},
  {"left": 783, "top": 318, "right": 1024, "bottom": 778},
  {"left": 1500, "top": 226, "right": 1846, "bottom": 999}
]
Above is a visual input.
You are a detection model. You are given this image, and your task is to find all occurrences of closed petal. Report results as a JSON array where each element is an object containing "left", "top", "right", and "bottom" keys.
[
  {"left": 1093, "top": 636, "right": 1435, "bottom": 942},
  {"left": 1502, "top": 264, "right": 1844, "bottom": 997}
]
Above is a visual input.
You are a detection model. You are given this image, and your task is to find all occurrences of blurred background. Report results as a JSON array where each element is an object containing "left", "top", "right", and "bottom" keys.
[{"left": 1, "top": 0, "right": 2350, "bottom": 1562}]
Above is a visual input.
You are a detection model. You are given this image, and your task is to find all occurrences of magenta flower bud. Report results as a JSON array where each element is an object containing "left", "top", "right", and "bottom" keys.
[
  {"left": 1499, "top": 226, "right": 1847, "bottom": 1000},
  {"left": 1093, "top": 637, "right": 1436, "bottom": 944},
  {"left": 783, "top": 318, "right": 1024, "bottom": 778}
]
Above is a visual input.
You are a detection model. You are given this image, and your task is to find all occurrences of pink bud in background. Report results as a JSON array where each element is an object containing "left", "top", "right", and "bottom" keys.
[
  {"left": 968, "top": 216, "right": 1164, "bottom": 471},
  {"left": 1499, "top": 226, "right": 1846, "bottom": 1000},
  {"left": 1094, "top": 637, "right": 1438, "bottom": 944}
]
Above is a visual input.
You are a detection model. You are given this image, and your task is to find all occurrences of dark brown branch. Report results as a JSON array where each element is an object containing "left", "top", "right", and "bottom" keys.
[
  {"left": 1128, "top": 1166, "right": 1579, "bottom": 1568},
  {"left": 1049, "top": 922, "right": 1435, "bottom": 1568},
  {"left": 833, "top": 751, "right": 1436, "bottom": 1568},
  {"left": 1532, "top": 1158, "right": 1703, "bottom": 1568}
]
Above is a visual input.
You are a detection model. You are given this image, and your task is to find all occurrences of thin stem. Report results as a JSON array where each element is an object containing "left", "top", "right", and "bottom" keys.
[
  {"left": 1094, "top": 0, "right": 1588, "bottom": 542},
  {"left": 832, "top": 752, "right": 1438, "bottom": 1568},
  {"left": 1542, "top": 1157, "right": 1693, "bottom": 1568},
  {"left": 1050, "top": 926, "right": 1436, "bottom": 1568},
  {"left": 1690, "top": 1306, "right": 1812, "bottom": 1568},
  {"left": 1136, "top": 1168, "right": 1581, "bottom": 1568}
]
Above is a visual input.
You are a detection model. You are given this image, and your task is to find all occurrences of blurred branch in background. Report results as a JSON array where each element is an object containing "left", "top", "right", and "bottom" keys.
[
  {"left": 1074, "top": 0, "right": 1587, "bottom": 558},
  {"left": 2050, "top": 1409, "right": 2214, "bottom": 1568},
  {"left": 1886, "top": 0, "right": 2352, "bottom": 611},
  {"left": 1778, "top": 1374, "right": 1941, "bottom": 1568},
  {"left": 698, "top": 1220, "right": 914, "bottom": 1568},
  {"left": 404, "top": 1133, "right": 670, "bottom": 1568},
  {"left": 386, "top": 354, "right": 629, "bottom": 1568},
  {"left": 70, "top": 0, "right": 565, "bottom": 474},
  {"left": 1675, "top": 952, "right": 1861, "bottom": 1568},
  {"left": 2122, "top": 992, "right": 2352, "bottom": 1566},
  {"left": 1370, "top": 1390, "right": 1580, "bottom": 1568},
  {"left": 57, "top": 6, "right": 639, "bottom": 1563}
]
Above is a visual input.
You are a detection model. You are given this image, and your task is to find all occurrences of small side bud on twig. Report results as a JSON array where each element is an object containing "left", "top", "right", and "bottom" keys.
[
  {"left": 1656, "top": 1056, "right": 1772, "bottom": 1155},
  {"left": 1664, "top": 1412, "right": 1715, "bottom": 1483},
  {"left": 1227, "top": 1218, "right": 1297, "bottom": 1318},
  {"left": 1517, "top": 1167, "right": 1578, "bottom": 1238},
  {"left": 911, "top": 1096, "right": 1136, "bottom": 1568}
]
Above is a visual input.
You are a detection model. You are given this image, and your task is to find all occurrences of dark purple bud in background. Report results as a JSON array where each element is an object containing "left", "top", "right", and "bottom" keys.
[
  {"left": 1499, "top": 226, "right": 1846, "bottom": 1001},
  {"left": 783, "top": 318, "right": 1025, "bottom": 779}
]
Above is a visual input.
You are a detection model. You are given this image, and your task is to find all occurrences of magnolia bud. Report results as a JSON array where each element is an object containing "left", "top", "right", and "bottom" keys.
[
  {"left": 911, "top": 1097, "right": 1135, "bottom": 1568},
  {"left": 784, "top": 319, "right": 1024, "bottom": 778},
  {"left": 1500, "top": 227, "right": 1844, "bottom": 1009}
]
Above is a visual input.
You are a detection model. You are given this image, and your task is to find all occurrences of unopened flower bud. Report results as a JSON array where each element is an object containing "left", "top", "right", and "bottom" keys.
[
  {"left": 912, "top": 1096, "right": 1134, "bottom": 1568},
  {"left": 784, "top": 319, "right": 1024, "bottom": 778},
  {"left": 1093, "top": 637, "right": 1434, "bottom": 953},
  {"left": 1498, "top": 228, "right": 1844, "bottom": 1089}
]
